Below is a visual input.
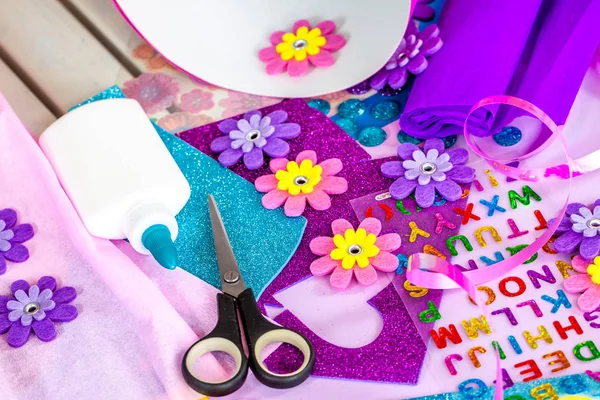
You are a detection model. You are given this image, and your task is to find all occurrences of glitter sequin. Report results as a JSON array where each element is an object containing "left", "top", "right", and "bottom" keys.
[
  {"left": 492, "top": 341, "right": 506, "bottom": 360},
  {"left": 379, "top": 85, "right": 402, "bottom": 96},
  {"left": 530, "top": 383, "right": 558, "bottom": 400},
  {"left": 338, "top": 99, "right": 366, "bottom": 119},
  {"left": 461, "top": 315, "right": 492, "bottom": 339},
  {"left": 397, "top": 131, "right": 424, "bottom": 145},
  {"left": 468, "top": 286, "right": 496, "bottom": 306},
  {"left": 307, "top": 99, "right": 331, "bottom": 115},
  {"left": 409, "top": 221, "right": 431, "bottom": 242},
  {"left": 358, "top": 126, "right": 387, "bottom": 147},
  {"left": 370, "top": 100, "right": 400, "bottom": 121},
  {"left": 485, "top": 169, "right": 500, "bottom": 187},
  {"left": 336, "top": 118, "right": 359, "bottom": 137},
  {"left": 444, "top": 354, "right": 462, "bottom": 375},
  {"left": 442, "top": 135, "right": 457, "bottom": 148},
  {"left": 534, "top": 209, "right": 548, "bottom": 230},
  {"left": 494, "top": 126, "right": 523, "bottom": 146},
  {"left": 507, "top": 218, "right": 529, "bottom": 238},
  {"left": 543, "top": 350, "right": 571, "bottom": 373},
  {"left": 346, "top": 80, "right": 371, "bottom": 95},
  {"left": 446, "top": 235, "right": 473, "bottom": 256}
]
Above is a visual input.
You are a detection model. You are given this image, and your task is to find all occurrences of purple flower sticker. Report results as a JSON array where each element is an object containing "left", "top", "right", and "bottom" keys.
[
  {"left": 0, "top": 208, "right": 34, "bottom": 275},
  {"left": 210, "top": 110, "right": 301, "bottom": 170},
  {"left": 381, "top": 138, "right": 475, "bottom": 208},
  {"left": 549, "top": 200, "right": 600, "bottom": 260},
  {"left": 369, "top": 20, "right": 442, "bottom": 91},
  {"left": 0, "top": 276, "right": 78, "bottom": 348}
]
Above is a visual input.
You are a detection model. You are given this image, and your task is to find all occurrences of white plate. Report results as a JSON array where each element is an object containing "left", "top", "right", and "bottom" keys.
[{"left": 114, "top": 0, "right": 411, "bottom": 98}]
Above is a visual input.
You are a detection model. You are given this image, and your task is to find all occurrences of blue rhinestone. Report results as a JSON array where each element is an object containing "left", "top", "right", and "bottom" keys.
[
  {"left": 357, "top": 126, "right": 387, "bottom": 147},
  {"left": 338, "top": 99, "right": 366, "bottom": 119},
  {"left": 397, "top": 130, "right": 423, "bottom": 145},
  {"left": 370, "top": 101, "right": 400, "bottom": 121},
  {"left": 493, "top": 126, "right": 522, "bottom": 146},
  {"left": 336, "top": 118, "right": 359, "bottom": 138},
  {"left": 307, "top": 99, "right": 330, "bottom": 115},
  {"left": 442, "top": 135, "right": 457, "bottom": 148}
]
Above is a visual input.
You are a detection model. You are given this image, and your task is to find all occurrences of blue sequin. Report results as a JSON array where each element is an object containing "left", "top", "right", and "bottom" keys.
[
  {"left": 442, "top": 135, "right": 457, "bottom": 148},
  {"left": 338, "top": 99, "right": 366, "bottom": 119},
  {"left": 396, "top": 254, "right": 408, "bottom": 274},
  {"left": 358, "top": 127, "right": 387, "bottom": 147},
  {"left": 307, "top": 99, "right": 330, "bottom": 115},
  {"left": 74, "top": 86, "right": 307, "bottom": 297},
  {"left": 336, "top": 118, "right": 359, "bottom": 138},
  {"left": 397, "top": 131, "right": 423, "bottom": 145},
  {"left": 493, "top": 126, "right": 522, "bottom": 146},
  {"left": 370, "top": 101, "right": 400, "bottom": 121}
]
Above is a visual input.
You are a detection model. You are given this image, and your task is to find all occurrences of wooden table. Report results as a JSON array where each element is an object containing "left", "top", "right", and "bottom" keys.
[{"left": 0, "top": 0, "right": 287, "bottom": 138}]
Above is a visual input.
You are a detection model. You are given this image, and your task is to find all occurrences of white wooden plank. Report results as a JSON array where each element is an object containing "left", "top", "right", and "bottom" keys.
[
  {"left": 0, "top": 0, "right": 133, "bottom": 113},
  {"left": 0, "top": 58, "right": 56, "bottom": 136},
  {"left": 62, "top": 0, "right": 146, "bottom": 76}
]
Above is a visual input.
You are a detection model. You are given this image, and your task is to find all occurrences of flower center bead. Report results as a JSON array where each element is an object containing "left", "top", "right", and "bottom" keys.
[
  {"left": 294, "top": 176, "right": 309, "bottom": 186},
  {"left": 587, "top": 218, "right": 600, "bottom": 229},
  {"left": 245, "top": 129, "right": 261, "bottom": 142},
  {"left": 420, "top": 162, "right": 437, "bottom": 174},
  {"left": 348, "top": 244, "right": 363, "bottom": 256},
  {"left": 293, "top": 39, "right": 307, "bottom": 50},
  {"left": 23, "top": 302, "right": 40, "bottom": 315}
]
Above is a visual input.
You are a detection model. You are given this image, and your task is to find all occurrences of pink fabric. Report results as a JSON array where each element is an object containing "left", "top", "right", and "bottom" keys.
[{"left": 0, "top": 94, "right": 228, "bottom": 399}]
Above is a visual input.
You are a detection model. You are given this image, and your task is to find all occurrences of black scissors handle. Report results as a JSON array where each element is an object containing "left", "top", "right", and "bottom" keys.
[{"left": 182, "top": 288, "right": 315, "bottom": 397}]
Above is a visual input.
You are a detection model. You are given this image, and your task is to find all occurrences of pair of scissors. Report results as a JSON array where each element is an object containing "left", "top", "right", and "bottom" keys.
[{"left": 182, "top": 195, "right": 315, "bottom": 397}]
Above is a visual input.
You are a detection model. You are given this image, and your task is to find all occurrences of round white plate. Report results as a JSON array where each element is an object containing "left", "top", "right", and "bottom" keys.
[{"left": 114, "top": 0, "right": 411, "bottom": 98}]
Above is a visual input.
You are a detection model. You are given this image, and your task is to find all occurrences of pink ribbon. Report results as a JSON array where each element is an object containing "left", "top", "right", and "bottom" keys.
[{"left": 406, "top": 95, "right": 600, "bottom": 399}]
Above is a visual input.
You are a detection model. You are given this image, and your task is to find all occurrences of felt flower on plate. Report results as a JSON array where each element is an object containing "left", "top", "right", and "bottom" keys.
[
  {"left": 122, "top": 73, "right": 180, "bottom": 114},
  {"left": 380, "top": 139, "right": 474, "bottom": 208},
  {"left": 563, "top": 255, "right": 600, "bottom": 312},
  {"left": 0, "top": 208, "right": 34, "bottom": 275},
  {"left": 219, "top": 92, "right": 281, "bottom": 119},
  {"left": 549, "top": 200, "right": 600, "bottom": 260},
  {"left": 259, "top": 19, "right": 346, "bottom": 77},
  {"left": 255, "top": 150, "right": 348, "bottom": 217},
  {"left": 369, "top": 21, "right": 442, "bottom": 91},
  {"left": 211, "top": 110, "right": 301, "bottom": 170},
  {"left": 309, "top": 218, "right": 401, "bottom": 289},
  {"left": 0, "top": 276, "right": 78, "bottom": 348},
  {"left": 132, "top": 43, "right": 173, "bottom": 71}
]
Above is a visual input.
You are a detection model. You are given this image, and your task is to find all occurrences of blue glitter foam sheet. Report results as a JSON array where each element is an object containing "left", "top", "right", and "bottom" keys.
[{"left": 72, "top": 86, "right": 307, "bottom": 296}]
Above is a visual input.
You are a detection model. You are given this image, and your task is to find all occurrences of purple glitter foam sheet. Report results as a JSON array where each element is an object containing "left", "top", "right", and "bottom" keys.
[{"left": 180, "top": 99, "right": 429, "bottom": 383}]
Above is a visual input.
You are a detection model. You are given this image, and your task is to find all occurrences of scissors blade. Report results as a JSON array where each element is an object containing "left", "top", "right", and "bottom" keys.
[{"left": 208, "top": 194, "right": 247, "bottom": 297}]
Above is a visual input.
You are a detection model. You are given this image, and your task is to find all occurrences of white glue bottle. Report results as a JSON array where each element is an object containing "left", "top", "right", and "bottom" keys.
[{"left": 39, "top": 98, "right": 191, "bottom": 270}]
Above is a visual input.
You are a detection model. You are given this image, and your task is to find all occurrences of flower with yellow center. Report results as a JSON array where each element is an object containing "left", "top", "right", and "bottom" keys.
[
  {"left": 330, "top": 228, "right": 380, "bottom": 269},
  {"left": 275, "top": 159, "right": 322, "bottom": 196},
  {"left": 587, "top": 256, "right": 600, "bottom": 284},
  {"left": 276, "top": 26, "right": 327, "bottom": 61}
]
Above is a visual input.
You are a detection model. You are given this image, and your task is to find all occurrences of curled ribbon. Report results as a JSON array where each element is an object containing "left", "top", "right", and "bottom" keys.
[{"left": 407, "top": 95, "right": 600, "bottom": 399}]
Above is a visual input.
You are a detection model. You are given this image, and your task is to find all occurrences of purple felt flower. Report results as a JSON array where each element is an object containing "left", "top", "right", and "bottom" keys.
[
  {"left": 210, "top": 110, "right": 301, "bottom": 170},
  {"left": 0, "top": 276, "right": 77, "bottom": 348},
  {"left": 380, "top": 138, "right": 474, "bottom": 208},
  {"left": 549, "top": 200, "right": 600, "bottom": 260},
  {"left": 0, "top": 208, "right": 34, "bottom": 275},
  {"left": 369, "top": 20, "right": 442, "bottom": 91},
  {"left": 413, "top": 0, "right": 435, "bottom": 22}
]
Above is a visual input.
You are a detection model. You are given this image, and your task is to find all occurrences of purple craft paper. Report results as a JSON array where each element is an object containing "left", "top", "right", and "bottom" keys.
[
  {"left": 400, "top": 0, "right": 543, "bottom": 138},
  {"left": 179, "top": 101, "right": 432, "bottom": 383},
  {"left": 267, "top": 284, "right": 427, "bottom": 384},
  {"left": 350, "top": 188, "right": 467, "bottom": 343}
]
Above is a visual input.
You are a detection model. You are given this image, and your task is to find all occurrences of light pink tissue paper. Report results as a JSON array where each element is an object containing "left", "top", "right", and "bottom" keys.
[{"left": 0, "top": 93, "right": 227, "bottom": 400}]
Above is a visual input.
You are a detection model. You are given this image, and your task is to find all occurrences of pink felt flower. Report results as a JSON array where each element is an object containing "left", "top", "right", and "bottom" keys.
[
  {"left": 258, "top": 19, "right": 346, "bottom": 77},
  {"left": 564, "top": 255, "right": 600, "bottom": 312},
  {"left": 157, "top": 112, "right": 214, "bottom": 134},
  {"left": 179, "top": 89, "right": 214, "bottom": 113},
  {"left": 309, "top": 218, "right": 401, "bottom": 290},
  {"left": 122, "top": 73, "right": 179, "bottom": 114},
  {"left": 255, "top": 150, "right": 348, "bottom": 217}
]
